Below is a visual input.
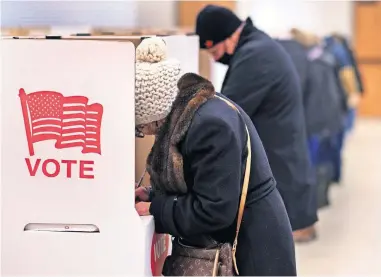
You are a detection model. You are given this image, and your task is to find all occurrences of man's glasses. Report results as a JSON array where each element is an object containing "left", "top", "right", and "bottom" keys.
[{"left": 135, "top": 126, "right": 145, "bottom": 138}]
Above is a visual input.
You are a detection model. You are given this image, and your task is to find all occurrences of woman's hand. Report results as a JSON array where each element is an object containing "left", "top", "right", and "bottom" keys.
[
  {"left": 135, "top": 202, "right": 151, "bottom": 216},
  {"left": 135, "top": 186, "right": 150, "bottom": 202}
]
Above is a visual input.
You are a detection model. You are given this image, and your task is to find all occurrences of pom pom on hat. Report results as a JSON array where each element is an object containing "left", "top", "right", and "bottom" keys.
[
  {"left": 135, "top": 37, "right": 181, "bottom": 126},
  {"left": 136, "top": 37, "right": 167, "bottom": 63}
]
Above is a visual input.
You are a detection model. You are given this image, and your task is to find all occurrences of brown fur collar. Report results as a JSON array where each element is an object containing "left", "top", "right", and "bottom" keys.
[{"left": 147, "top": 73, "right": 215, "bottom": 195}]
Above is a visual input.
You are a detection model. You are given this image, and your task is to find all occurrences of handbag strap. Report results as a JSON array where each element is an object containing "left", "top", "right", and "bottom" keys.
[{"left": 216, "top": 96, "right": 252, "bottom": 275}]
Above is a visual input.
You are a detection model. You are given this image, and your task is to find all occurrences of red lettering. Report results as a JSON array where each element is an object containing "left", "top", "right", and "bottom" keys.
[
  {"left": 42, "top": 159, "right": 60, "bottom": 178},
  {"left": 80, "top": 160, "right": 94, "bottom": 179},
  {"left": 25, "top": 158, "right": 95, "bottom": 179},
  {"left": 62, "top": 160, "right": 77, "bottom": 178},
  {"left": 25, "top": 158, "right": 41, "bottom": 176}
]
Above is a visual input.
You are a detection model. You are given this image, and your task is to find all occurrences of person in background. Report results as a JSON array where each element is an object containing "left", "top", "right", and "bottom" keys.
[
  {"left": 334, "top": 34, "right": 364, "bottom": 98},
  {"left": 286, "top": 28, "right": 348, "bottom": 207},
  {"left": 325, "top": 34, "right": 363, "bottom": 130},
  {"left": 324, "top": 34, "right": 363, "bottom": 184},
  {"left": 134, "top": 37, "right": 296, "bottom": 275},
  {"left": 195, "top": 5, "right": 318, "bottom": 242}
]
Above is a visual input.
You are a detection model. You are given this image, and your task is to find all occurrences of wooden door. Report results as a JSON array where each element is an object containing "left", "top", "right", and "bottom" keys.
[{"left": 354, "top": 1, "right": 381, "bottom": 117}]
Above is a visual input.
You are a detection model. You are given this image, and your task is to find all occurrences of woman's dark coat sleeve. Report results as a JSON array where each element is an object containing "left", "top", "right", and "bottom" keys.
[{"left": 149, "top": 113, "right": 243, "bottom": 238}]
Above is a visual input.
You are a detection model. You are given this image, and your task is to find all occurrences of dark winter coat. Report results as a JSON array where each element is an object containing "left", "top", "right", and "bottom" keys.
[
  {"left": 149, "top": 73, "right": 296, "bottom": 276},
  {"left": 276, "top": 39, "right": 309, "bottom": 94},
  {"left": 221, "top": 18, "right": 317, "bottom": 230},
  {"left": 277, "top": 40, "right": 345, "bottom": 137},
  {"left": 336, "top": 36, "right": 364, "bottom": 93},
  {"left": 304, "top": 49, "right": 346, "bottom": 136},
  {"left": 340, "top": 38, "right": 364, "bottom": 94}
]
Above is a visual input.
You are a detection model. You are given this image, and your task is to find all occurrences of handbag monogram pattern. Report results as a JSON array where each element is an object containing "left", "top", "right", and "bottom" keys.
[
  {"left": 163, "top": 240, "right": 234, "bottom": 276},
  {"left": 162, "top": 96, "right": 252, "bottom": 276}
]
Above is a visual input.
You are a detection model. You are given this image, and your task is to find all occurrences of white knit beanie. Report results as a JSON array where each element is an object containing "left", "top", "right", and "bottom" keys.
[{"left": 135, "top": 37, "right": 181, "bottom": 126}]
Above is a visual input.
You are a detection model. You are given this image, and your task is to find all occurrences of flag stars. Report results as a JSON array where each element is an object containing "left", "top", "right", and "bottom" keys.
[{"left": 27, "top": 93, "right": 62, "bottom": 120}]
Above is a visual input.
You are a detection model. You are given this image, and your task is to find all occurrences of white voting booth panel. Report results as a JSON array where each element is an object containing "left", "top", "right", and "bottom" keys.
[
  {"left": 163, "top": 35, "right": 200, "bottom": 75},
  {"left": 1, "top": 39, "right": 169, "bottom": 276},
  {"left": 61, "top": 34, "right": 200, "bottom": 75}
]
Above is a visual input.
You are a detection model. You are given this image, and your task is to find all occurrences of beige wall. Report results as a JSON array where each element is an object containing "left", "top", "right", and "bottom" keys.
[
  {"left": 250, "top": 0, "right": 353, "bottom": 38},
  {"left": 136, "top": 1, "right": 177, "bottom": 29},
  {"left": 1, "top": 1, "right": 138, "bottom": 27},
  {"left": 3, "top": 1, "right": 354, "bottom": 38}
]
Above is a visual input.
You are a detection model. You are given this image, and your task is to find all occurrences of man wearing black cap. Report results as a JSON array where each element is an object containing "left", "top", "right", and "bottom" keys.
[{"left": 196, "top": 6, "right": 318, "bottom": 243}]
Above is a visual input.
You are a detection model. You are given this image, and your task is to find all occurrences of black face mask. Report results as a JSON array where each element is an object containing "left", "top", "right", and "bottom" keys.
[{"left": 217, "top": 53, "right": 232, "bottom": 65}]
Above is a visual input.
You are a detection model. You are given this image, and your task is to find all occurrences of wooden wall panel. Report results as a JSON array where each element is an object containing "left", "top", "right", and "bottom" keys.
[
  {"left": 177, "top": 1, "right": 236, "bottom": 28},
  {"left": 354, "top": 1, "right": 381, "bottom": 60},
  {"left": 358, "top": 64, "right": 381, "bottom": 117},
  {"left": 135, "top": 136, "right": 154, "bottom": 186},
  {"left": 354, "top": 1, "right": 381, "bottom": 117}
]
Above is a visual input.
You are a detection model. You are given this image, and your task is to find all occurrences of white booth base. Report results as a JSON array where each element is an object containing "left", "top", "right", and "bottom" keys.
[{"left": 2, "top": 215, "right": 170, "bottom": 276}]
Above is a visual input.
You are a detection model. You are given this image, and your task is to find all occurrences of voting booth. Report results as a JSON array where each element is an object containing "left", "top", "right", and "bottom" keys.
[{"left": 1, "top": 34, "right": 199, "bottom": 276}]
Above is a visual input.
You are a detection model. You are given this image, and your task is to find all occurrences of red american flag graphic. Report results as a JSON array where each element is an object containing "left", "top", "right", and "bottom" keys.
[{"left": 19, "top": 88, "right": 103, "bottom": 156}]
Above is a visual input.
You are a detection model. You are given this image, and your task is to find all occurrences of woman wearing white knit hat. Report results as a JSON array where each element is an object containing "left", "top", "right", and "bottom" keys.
[
  {"left": 135, "top": 37, "right": 181, "bottom": 134},
  {"left": 135, "top": 37, "right": 296, "bottom": 276}
]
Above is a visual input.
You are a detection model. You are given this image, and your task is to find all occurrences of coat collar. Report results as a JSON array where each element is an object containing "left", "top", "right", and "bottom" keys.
[
  {"left": 147, "top": 73, "right": 216, "bottom": 195},
  {"left": 221, "top": 17, "right": 258, "bottom": 89},
  {"left": 234, "top": 17, "right": 258, "bottom": 55}
]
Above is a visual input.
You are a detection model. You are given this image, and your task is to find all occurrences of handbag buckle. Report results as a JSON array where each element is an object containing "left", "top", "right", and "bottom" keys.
[
  {"left": 232, "top": 240, "right": 239, "bottom": 275},
  {"left": 232, "top": 240, "right": 237, "bottom": 251}
]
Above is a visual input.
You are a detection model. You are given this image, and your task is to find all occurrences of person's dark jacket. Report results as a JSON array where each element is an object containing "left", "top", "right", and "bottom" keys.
[
  {"left": 221, "top": 18, "right": 317, "bottom": 230},
  {"left": 326, "top": 36, "right": 364, "bottom": 94},
  {"left": 277, "top": 40, "right": 345, "bottom": 137},
  {"left": 304, "top": 49, "right": 346, "bottom": 136},
  {"left": 342, "top": 38, "right": 364, "bottom": 94},
  {"left": 149, "top": 73, "right": 296, "bottom": 275},
  {"left": 276, "top": 39, "right": 309, "bottom": 94}
]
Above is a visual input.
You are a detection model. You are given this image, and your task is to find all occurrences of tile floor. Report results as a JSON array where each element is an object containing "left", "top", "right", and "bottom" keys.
[{"left": 296, "top": 118, "right": 381, "bottom": 275}]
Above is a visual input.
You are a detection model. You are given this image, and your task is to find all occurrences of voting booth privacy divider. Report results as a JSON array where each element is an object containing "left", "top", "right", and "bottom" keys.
[
  {"left": 1, "top": 34, "right": 199, "bottom": 276},
  {"left": 1, "top": 25, "right": 212, "bottom": 81}
]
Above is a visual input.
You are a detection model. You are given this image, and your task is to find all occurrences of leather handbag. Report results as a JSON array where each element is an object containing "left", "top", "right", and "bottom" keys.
[{"left": 162, "top": 96, "right": 252, "bottom": 276}]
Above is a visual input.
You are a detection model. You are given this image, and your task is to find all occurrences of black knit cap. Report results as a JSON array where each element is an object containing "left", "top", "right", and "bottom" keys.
[{"left": 196, "top": 5, "right": 242, "bottom": 49}]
